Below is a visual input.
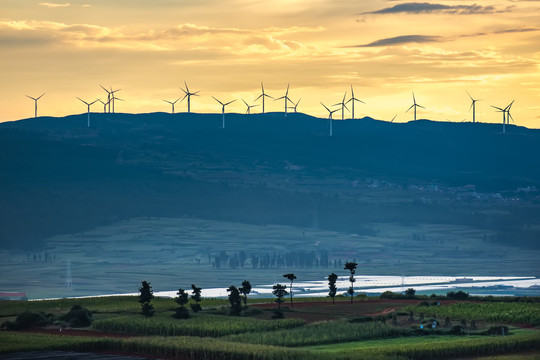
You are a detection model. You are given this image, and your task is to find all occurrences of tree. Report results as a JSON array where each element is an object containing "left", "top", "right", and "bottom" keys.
[
  {"left": 227, "top": 285, "right": 242, "bottom": 316},
  {"left": 190, "top": 284, "right": 202, "bottom": 313},
  {"left": 328, "top": 273, "right": 338, "bottom": 305},
  {"left": 173, "top": 288, "right": 190, "bottom": 319},
  {"left": 283, "top": 273, "right": 297, "bottom": 307},
  {"left": 344, "top": 262, "right": 358, "bottom": 304},
  {"left": 405, "top": 288, "right": 416, "bottom": 298},
  {"left": 272, "top": 283, "right": 288, "bottom": 310},
  {"left": 239, "top": 280, "right": 252, "bottom": 309},
  {"left": 138, "top": 281, "right": 154, "bottom": 317}
]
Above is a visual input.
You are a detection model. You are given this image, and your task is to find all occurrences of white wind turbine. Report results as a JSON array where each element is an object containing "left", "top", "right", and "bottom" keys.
[
  {"left": 467, "top": 91, "right": 480, "bottom": 123},
  {"left": 255, "top": 82, "right": 273, "bottom": 114},
  {"left": 77, "top": 97, "right": 99, "bottom": 127},
  {"left": 406, "top": 92, "right": 425, "bottom": 121},
  {"left": 213, "top": 96, "right": 237, "bottom": 128},
  {"left": 274, "top": 83, "right": 294, "bottom": 117},
  {"left": 347, "top": 85, "right": 365, "bottom": 119},
  {"left": 292, "top": 98, "right": 301, "bottom": 113},
  {"left": 164, "top": 97, "right": 182, "bottom": 114},
  {"left": 321, "top": 102, "right": 339, "bottom": 136},
  {"left": 333, "top": 92, "right": 349, "bottom": 121},
  {"left": 26, "top": 93, "right": 45, "bottom": 118},
  {"left": 242, "top": 99, "right": 258, "bottom": 114},
  {"left": 180, "top": 81, "right": 200, "bottom": 113}
]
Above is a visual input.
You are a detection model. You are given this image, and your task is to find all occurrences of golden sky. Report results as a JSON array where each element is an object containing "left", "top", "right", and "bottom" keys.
[{"left": 1, "top": 0, "right": 539, "bottom": 127}]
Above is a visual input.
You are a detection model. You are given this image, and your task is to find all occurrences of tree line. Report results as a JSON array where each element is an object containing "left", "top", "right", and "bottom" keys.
[{"left": 138, "top": 261, "right": 359, "bottom": 318}]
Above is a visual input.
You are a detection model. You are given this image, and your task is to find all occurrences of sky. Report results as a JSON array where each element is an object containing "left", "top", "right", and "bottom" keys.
[{"left": 1, "top": 0, "right": 539, "bottom": 127}]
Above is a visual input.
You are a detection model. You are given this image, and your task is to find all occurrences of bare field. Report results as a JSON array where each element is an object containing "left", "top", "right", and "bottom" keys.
[{"left": 0, "top": 217, "right": 538, "bottom": 299}]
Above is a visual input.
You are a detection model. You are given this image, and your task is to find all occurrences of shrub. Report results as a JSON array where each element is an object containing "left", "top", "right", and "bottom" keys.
[
  {"left": 2, "top": 311, "right": 53, "bottom": 330},
  {"left": 60, "top": 305, "right": 92, "bottom": 327}
]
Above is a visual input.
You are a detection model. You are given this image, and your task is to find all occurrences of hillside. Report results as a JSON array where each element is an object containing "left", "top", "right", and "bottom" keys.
[{"left": 1, "top": 112, "right": 539, "bottom": 251}]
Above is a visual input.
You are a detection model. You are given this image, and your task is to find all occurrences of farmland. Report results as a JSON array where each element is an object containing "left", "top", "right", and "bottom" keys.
[{"left": 0, "top": 295, "right": 539, "bottom": 359}]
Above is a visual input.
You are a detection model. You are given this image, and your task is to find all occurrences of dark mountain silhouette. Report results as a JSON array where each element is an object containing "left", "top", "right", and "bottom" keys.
[{"left": 1, "top": 112, "right": 539, "bottom": 250}]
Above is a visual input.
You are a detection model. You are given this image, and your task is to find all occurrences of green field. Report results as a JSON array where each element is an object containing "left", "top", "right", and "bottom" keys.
[
  {"left": 0, "top": 295, "right": 539, "bottom": 360},
  {"left": 1, "top": 217, "right": 539, "bottom": 299}
]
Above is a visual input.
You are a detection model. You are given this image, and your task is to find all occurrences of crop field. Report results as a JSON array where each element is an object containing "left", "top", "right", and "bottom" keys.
[
  {"left": 1, "top": 295, "right": 539, "bottom": 359},
  {"left": 1, "top": 217, "right": 539, "bottom": 299}
]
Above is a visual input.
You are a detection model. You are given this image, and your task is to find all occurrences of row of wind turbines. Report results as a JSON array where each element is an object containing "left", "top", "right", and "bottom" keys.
[{"left": 26, "top": 82, "right": 517, "bottom": 134}]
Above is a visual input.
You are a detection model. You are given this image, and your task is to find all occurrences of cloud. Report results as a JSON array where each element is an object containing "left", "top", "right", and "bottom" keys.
[
  {"left": 353, "top": 35, "right": 442, "bottom": 47},
  {"left": 39, "top": 2, "right": 71, "bottom": 7},
  {"left": 362, "top": 2, "right": 503, "bottom": 15}
]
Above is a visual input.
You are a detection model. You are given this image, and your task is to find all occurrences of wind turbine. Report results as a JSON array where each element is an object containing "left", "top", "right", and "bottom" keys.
[
  {"left": 321, "top": 102, "right": 339, "bottom": 136},
  {"left": 164, "top": 97, "right": 182, "bottom": 114},
  {"left": 491, "top": 101, "right": 513, "bottom": 134},
  {"left": 77, "top": 97, "right": 99, "bottom": 127},
  {"left": 180, "top": 81, "right": 200, "bottom": 113},
  {"left": 292, "top": 98, "right": 301, "bottom": 113},
  {"left": 25, "top": 93, "right": 45, "bottom": 118},
  {"left": 212, "top": 96, "right": 236, "bottom": 129},
  {"left": 100, "top": 85, "right": 121, "bottom": 113},
  {"left": 467, "top": 91, "right": 480, "bottom": 123},
  {"left": 255, "top": 82, "right": 273, "bottom": 114},
  {"left": 274, "top": 83, "right": 294, "bottom": 117},
  {"left": 390, "top": 114, "right": 397, "bottom": 122},
  {"left": 97, "top": 98, "right": 109, "bottom": 113},
  {"left": 346, "top": 85, "right": 365, "bottom": 119},
  {"left": 333, "top": 92, "right": 349, "bottom": 121},
  {"left": 242, "top": 99, "right": 258, "bottom": 114},
  {"left": 110, "top": 88, "right": 122, "bottom": 113},
  {"left": 406, "top": 92, "right": 425, "bottom": 121}
]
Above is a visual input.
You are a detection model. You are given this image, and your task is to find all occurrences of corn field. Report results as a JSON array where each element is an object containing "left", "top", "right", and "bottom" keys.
[
  {"left": 404, "top": 302, "right": 540, "bottom": 325},
  {"left": 93, "top": 313, "right": 305, "bottom": 337},
  {"left": 225, "top": 321, "right": 405, "bottom": 347}
]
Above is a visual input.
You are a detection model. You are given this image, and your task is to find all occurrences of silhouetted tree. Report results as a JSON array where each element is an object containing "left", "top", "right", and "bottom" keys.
[
  {"left": 405, "top": 288, "right": 416, "bottom": 298},
  {"left": 328, "top": 273, "right": 338, "bottom": 305},
  {"left": 227, "top": 285, "right": 242, "bottom": 316},
  {"left": 173, "top": 288, "right": 190, "bottom": 319},
  {"left": 272, "top": 283, "right": 288, "bottom": 310},
  {"left": 283, "top": 273, "right": 297, "bottom": 307},
  {"left": 344, "top": 261, "right": 358, "bottom": 304},
  {"left": 190, "top": 284, "right": 202, "bottom": 313},
  {"left": 138, "top": 281, "right": 154, "bottom": 317},
  {"left": 239, "top": 280, "right": 252, "bottom": 308}
]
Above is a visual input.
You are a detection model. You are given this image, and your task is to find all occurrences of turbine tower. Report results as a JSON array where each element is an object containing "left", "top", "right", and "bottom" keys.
[
  {"left": 491, "top": 103, "right": 510, "bottom": 134},
  {"left": 406, "top": 92, "right": 425, "bottom": 121},
  {"left": 164, "top": 97, "right": 182, "bottom": 114},
  {"left": 275, "top": 83, "right": 294, "bottom": 117},
  {"left": 242, "top": 99, "right": 258, "bottom": 114},
  {"left": 292, "top": 98, "right": 301, "bottom": 113},
  {"left": 321, "top": 102, "right": 339, "bottom": 136},
  {"left": 77, "top": 97, "right": 98, "bottom": 127},
  {"left": 255, "top": 82, "right": 273, "bottom": 114},
  {"left": 212, "top": 96, "right": 236, "bottom": 129},
  {"left": 26, "top": 93, "right": 45, "bottom": 118},
  {"left": 333, "top": 92, "right": 349, "bottom": 121},
  {"left": 180, "top": 81, "right": 200, "bottom": 113},
  {"left": 467, "top": 91, "right": 479, "bottom": 123},
  {"left": 347, "top": 85, "right": 365, "bottom": 119}
]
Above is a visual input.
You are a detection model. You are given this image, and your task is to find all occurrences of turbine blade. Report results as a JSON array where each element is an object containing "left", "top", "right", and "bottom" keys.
[
  {"left": 77, "top": 97, "right": 88, "bottom": 105},
  {"left": 255, "top": 94, "right": 263, "bottom": 101},
  {"left": 26, "top": 95, "right": 36, "bottom": 100},
  {"left": 184, "top": 81, "right": 189, "bottom": 93},
  {"left": 466, "top": 90, "right": 473, "bottom": 101},
  {"left": 320, "top": 102, "right": 330, "bottom": 112},
  {"left": 342, "top": 92, "right": 347, "bottom": 103},
  {"left": 164, "top": 100, "right": 172, "bottom": 104},
  {"left": 296, "top": 98, "right": 301, "bottom": 106},
  {"left": 391, "top": 114, "right": 397, "bottom": 122},
  {"left": 100, "top": 85, "right": 110, "bottom": 93},
  {"left": 37, "top": 93, "right": 45, "bottom": 100},
  {"left": 224, "top": 99, "right": 236, "bottom": 106},
  {"left": 242, "top": 98, "right": 249, "bottom": 107},
  {"left": 285, "top": 83, "right": 290, "bottom": 95},
  {"left": 417, "top": 105, "right": 425, "bottom": 109},
  {"left": 406, "top": 104, "right": 414, "bottom": 112},
  {"left": 412, "top": 92, "right": 416, "bottom": 104},
  {"left": 212, "top": 96, "right": 224, "bottom": 105}
]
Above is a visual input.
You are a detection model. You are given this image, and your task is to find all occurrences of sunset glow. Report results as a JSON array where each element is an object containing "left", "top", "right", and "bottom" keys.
[{"left": 1, "top": 0, "right": 539, "bottom": 126}]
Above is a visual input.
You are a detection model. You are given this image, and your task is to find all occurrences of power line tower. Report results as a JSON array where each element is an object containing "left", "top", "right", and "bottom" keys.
[{"left": 65, "top": 260, "right": 73, "bottom": 288}]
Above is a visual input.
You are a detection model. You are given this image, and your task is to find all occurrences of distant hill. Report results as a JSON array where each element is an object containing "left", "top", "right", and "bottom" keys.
[{"left": 1, "top": 112, "right": 539, "bottom": 249}]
